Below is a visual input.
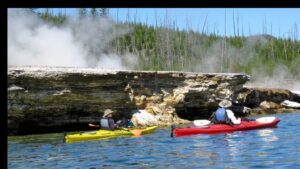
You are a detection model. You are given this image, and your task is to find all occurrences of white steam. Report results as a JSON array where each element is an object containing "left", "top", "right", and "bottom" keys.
[
  {"left": 8, "top": 9, "right": 138, "bottom": 69},
  {"left": 192, "top": 35, "right": 268, "bottom": 73},
  {"left": 247, "top": 63, "right": 300, "bottom": 91},
  {"left": 190, "top": 35, "right": 300, "bottom": 91}
]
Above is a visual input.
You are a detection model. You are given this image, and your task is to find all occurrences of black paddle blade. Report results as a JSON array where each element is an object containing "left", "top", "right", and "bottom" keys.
[
  {"left": 63, "top": 131, "right": 67, "bottom": 143},
  {"left": 170, "top": 125, "right": 176, "bottom": 138}
]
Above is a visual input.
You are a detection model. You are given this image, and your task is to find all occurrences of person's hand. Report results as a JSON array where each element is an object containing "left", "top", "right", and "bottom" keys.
[
  {"left": 116, "top": 120, "right": 122, "bottom": 124},
  {"left": 243, "top": 107, "right": 251, "bottom": 114}
]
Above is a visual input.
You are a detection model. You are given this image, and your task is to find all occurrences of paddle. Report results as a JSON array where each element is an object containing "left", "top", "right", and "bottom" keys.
[
  {"left": 122, "top": 128, "right": 143, "bottom": 137},
  {"left": 256, "top": 117, "right": 276, "bottom": 124},
  {"left": 88, "top": 123, "right": 100, "bottom": 128},
  {"left": 241, "top": 117, "right": 255, "bottom": 122},
  {"left": 89, "top": 122, "right": 144, "bottom": 136},
  {"left": 129, "top": 129, "right": 143, "bottom": 137},
  {"left": 193, "top": 119, "right": 211, "bottom": 127}
]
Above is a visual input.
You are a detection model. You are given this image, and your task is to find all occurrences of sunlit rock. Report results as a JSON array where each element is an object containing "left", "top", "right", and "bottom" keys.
[
  {"left": 281, "top": 100, "right": 300, "bottom": 108},
  {"left": 259, "top": 101, "right": 281, "bottom": 109},
  {"left": 8, "top": 66, "right": 251, "bottom": 135},
  {"left": 237, "top": 87, "right": 300, "bottom": 114}
]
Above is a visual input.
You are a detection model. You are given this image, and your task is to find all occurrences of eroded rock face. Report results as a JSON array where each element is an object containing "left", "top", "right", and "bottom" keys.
[
  {"left": 237, "top": 87, "right": 300, "bottom": 115},
  {"left": 8, "top": 67, "right": 250, "bottom": 135}
]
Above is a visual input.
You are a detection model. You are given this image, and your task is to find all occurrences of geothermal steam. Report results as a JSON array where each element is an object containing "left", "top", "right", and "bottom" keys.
[{"left": 8, "top": 9, "right": 138, "bottom": 69}]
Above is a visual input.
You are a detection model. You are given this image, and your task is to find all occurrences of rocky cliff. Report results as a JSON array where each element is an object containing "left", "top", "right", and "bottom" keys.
[
  {"left": 237, "top": 87, "right": 300, "bottom": 115},
  {"left": 8, "top": 67, "right": 250, "bottom": 135}
]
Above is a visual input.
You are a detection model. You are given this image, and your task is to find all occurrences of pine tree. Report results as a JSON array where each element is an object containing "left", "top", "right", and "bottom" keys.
[
  {"left": 79, "top": 8, "right": 87, "bottom": 18},
  {"left": 91, "top": 8, "right": 98, "bottom": 18},
  {"left": 100, "top": 8, "right": 109, "bottom": 17}
]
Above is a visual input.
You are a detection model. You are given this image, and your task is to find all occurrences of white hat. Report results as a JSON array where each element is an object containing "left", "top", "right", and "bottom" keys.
[
  {"left": 218, "top": 99, "right": 232, "bottom": 108},
  {"left": 102, "top": 109, "right": 114, "bottom": 118}
]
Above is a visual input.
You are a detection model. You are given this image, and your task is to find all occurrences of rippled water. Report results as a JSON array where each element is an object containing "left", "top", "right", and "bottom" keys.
[{"left": 8, "top": 112, "right": 300, "bottom": 168}]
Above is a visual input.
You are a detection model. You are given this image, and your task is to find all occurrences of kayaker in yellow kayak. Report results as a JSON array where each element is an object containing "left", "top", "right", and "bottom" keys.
[
  {"left": 88, "top": 109, "right": 117, "bottom": 130},
  {"left": 88, "top": 109, "right": 134, "bottom": 130}
]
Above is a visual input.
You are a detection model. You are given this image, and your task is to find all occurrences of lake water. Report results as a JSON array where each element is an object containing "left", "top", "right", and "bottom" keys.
[{"left": 8, "top": 112, "right": 300, "bottom": 169}]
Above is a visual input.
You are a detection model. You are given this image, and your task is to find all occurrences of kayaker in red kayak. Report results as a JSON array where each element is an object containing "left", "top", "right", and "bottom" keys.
[{"left": 210, "top": 99, "right": 241, "bottom": 125}]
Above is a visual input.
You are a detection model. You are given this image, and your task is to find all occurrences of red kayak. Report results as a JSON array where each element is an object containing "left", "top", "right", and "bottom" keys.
[{"left": 172, "top": 117, "right": 280, "bottom": 137}]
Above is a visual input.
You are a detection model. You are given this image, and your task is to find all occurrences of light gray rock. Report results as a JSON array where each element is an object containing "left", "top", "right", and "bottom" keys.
[{"left": 8, "top": 66, "right": 251, "bottom": 135}]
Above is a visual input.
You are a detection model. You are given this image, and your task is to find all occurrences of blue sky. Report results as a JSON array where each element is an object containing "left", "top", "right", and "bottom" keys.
[{"left": 37, "top": 8, "right": 300, "bottom": 39}]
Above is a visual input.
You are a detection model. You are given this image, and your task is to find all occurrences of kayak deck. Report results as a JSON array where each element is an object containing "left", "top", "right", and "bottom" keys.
[
  {"left": 173, "top": 118, "right": 280, "bottom": 137},
  {"left": 65, "top": 126, "right": 157, "bottom": 143}
]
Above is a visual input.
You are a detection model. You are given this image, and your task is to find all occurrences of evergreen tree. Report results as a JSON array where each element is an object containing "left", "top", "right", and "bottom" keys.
[
  {"left": 79, "top": 8, "right": 87, "bottom": 18},
  {"left": 99, "top": 8, "right": 109, "bottom": 17},
  {"left": 91, "top": 8, "right": 98, "bottom": 18}
]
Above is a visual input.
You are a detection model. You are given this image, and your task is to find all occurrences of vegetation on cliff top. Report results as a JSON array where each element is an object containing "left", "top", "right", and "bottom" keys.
[{"left": 30, "top": 8, "right": 300, "bottom": 79}]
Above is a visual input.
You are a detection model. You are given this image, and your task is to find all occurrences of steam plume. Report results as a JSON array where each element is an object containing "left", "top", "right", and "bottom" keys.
[{"left": 8, "top": 9, "right": 138, "bottom": 69}]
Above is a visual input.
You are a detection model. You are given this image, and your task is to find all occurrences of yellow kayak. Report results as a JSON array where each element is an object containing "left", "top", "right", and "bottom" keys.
[{"left": 64, "top": 126, "right": 157, "bottom": 143}]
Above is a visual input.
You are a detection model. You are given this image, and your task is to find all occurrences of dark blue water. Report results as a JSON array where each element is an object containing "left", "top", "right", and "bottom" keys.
[{"left": 8, "top": 112, "right": 300, "bottom": 169}]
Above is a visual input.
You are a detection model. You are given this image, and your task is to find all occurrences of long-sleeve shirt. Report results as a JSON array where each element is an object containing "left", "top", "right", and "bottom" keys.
[
  {"left": 226, "top": 109, "right": 241, "bottom": 125},
  {"left": 108, "top": 118, "right": 116, "bottom": 130}
]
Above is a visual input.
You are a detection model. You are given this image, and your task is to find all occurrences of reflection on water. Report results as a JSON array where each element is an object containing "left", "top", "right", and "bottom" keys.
[
  {"left": 224, "top": 134, "right": 242, "bottom": 157},
  {"left": 8, "top": 112, "right": 300, "bottom": 168},
  {"left": 257, "top": 129, "right": 279, "bottom": 142}
]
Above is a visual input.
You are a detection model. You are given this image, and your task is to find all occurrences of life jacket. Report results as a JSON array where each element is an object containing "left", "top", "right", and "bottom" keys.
[
  {"left": 213, "top": 108, "right": 233, "bottom": 125},
  {"left": 100, "top": 118, "right": 110, "bottom": 130}
]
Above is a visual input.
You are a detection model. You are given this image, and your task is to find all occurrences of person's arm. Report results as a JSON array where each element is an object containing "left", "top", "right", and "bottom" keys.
[
  {"left": 226, "top": 109, "right": 241, "bottom": 125},
  {"left": 108, "top": 118, "right": 116, "bottom": 130}
]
